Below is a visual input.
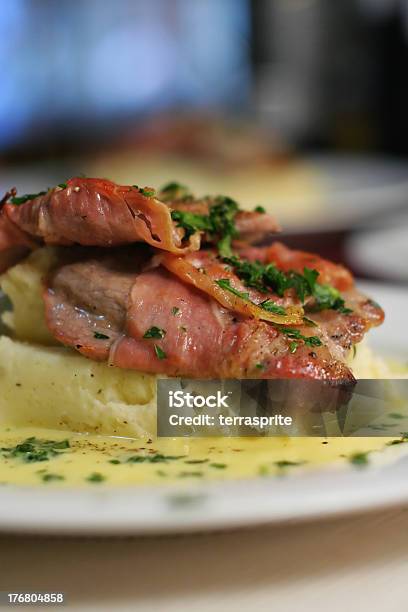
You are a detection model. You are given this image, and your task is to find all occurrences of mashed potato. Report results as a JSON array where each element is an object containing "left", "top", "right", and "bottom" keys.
[{"left": 0, "top": 247, "right": 402, "bottom": 438}]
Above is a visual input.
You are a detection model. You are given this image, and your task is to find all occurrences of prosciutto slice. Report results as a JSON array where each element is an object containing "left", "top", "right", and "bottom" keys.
[
  {"left": 0, "top": 178, "right": 279, "bottom": 272},
  {"left": 43, "top": 245, "right": 384, "bottom": 381}
]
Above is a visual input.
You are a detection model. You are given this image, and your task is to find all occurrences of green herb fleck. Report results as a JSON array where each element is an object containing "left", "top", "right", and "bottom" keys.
[
  {"left": 41, "top": 473, "right": 65, "bottom": 483},
  {"left": 10, "top": 190, "right": 47, "bottom": 205},
  {"left": 1, "top": 437, "right": 70, "bottom": 463},
  {"left": 160, "top": 181, "right": 193, "bottom": 201},
  {"left": 86, "top": 472, "right": 106, "bottom": 483},
  {"left": 289, "top": 341, "right": 298, "bottom": 354},
  {"left": 126, "top": 453, "right": 184, "bottom": 464},
  {"left": 254, "top": 205, "right": 266, "bottom": 213},
  {"left": 171, "top": 307, "right": 180, "bottom": 316},
  {"left": 210, "top": 463, "right": 227, "bottom": 469},
  {"left": 274, "top": 460, "right": 304, "bottom": 469},
  {"left": 138, "top": 186, "right": 156, "bottom": 197},
  {"left": 215, "top": 278, "right": 250, "bottom": 301},
  {"left": 259, "top": 299, "right": 286, "bottom": 315},
  {"left": 154, "top": 345, "right": 167, "bottom": 360},
  {"left": 143, "top": 326, "right": 166, "bottom": 339},
  {"left": 349, "top": 452, "right": 369, "bottom": 467},
  {"left": 94, "top": 332, "right": 110, "bottom": 340}
]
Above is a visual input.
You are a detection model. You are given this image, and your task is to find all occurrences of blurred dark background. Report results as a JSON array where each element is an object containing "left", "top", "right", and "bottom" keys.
[{"left": 1, "top": 0, "right": 407, "bottom": 282}]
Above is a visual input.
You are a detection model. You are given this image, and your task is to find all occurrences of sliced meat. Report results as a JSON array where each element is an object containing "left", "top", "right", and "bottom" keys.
[
  {"left": 44, "top": 249, "right": 149, "bottom": 361},
  {"left": 0, "top": 178, "right": 279, "bottom": 272},
  {"left": 1, "top": 177, "right": 200, "bottom": 258},
  {"left": 42, "top": 248, "right": 380, "bottom": 381}
]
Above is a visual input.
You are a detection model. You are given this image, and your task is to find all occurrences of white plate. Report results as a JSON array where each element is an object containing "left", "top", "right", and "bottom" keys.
[
  {"left": 290, "top": 155, "right": 408, "bottom": 233},
  {"left": 0, "top": 281, "right": 407, "bottom": 536},
  {"left": 347, "top": 221, "right": 408, "bottom": 283}
]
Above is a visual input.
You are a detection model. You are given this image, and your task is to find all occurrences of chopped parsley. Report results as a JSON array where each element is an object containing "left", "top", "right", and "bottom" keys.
[
  {"left": 171, "top": 307, "right": 180, "bottom": 316},
  {"left": 254, "top": 205, "right": 266, "bottom": 213},
  {"left": 10, "top": 190, "right": 47, "bottom": 205},
  {"left": 86, "top": 472, "right": 106, "bottom": 483},
  {"left": 349, "top": 452, "right": 369, "bottom": 466},
  {"left": 143, "top": 326, "right": 166, "bottom": 339},
  {"left": 277, "top": 327, "right": 322, "bottom": 348},
  {"left": 41, "top": 473, "right": 65, "bottom": 483},
  {"left": 126, "top": 453, "right": 184, "bottom": 464},
  {"left": 160, "top": 181, "right": 193, "bottom": 201},
  {"left": 259, "top": 299, "right": 286, "bottom": 316},
  {"left": 154, "top": 345, "right": 167, "bottom": 360},
  {"left": 1, "top": 437, "right": 70, "bottom": 463},
  {"left": 94, "top": 332, "right": 110, "bottom": 340},
  {"left": 289, "top": 341, "right": 298, "bottom": 354},
  {"left": 274, "top": 460, "right": 305, "bottom": 468},
  {"left": 215, "top": 278, "right": 250, "bottom": 301},
  {"left": 224, "top": 256, "right": 352, "bottom": 315},
  {"left": 216, "top": 279, "right": 291, "bottom": 317},
  {"left": 171, "top": 194, "right": 239, "bottom": 256},
  {"left": 58, "top": 183, "right": 67, "bottom": 189},
  {"left": 138, "top": 186, "right": 156, "bottom": 198}
]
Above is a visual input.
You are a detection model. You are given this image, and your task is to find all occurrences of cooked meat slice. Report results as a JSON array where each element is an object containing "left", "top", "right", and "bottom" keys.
[
  {"left": 1, "top": 177, "right": 199, "bottom": 257},
  {"left": 42, "top": 246, "right": 382, "bottom": 381},
  {"left": 0, "top": 178, "right": 279, "bottom": 272},
  {"left": 44, "top": 250, "right": 149, "bottom": 361}
]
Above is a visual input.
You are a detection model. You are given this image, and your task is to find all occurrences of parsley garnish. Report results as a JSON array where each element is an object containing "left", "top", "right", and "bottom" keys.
[
  {"left": 10, "top": 190, "right": 47, "bottom": 205},
  {"left": 215, "top": 278, "right": 250, "bottom": 301},
  {"left": 277, "top": 327, "right": 322, "bottom": 348},
  {"left": 58, "top": 183, "right": 67, "bottom": 189},
  {"left": 274, "top": 460, "right": 304, "bottom": 468},
  {"left": 41, "top": 473, "right": 65, "bottom": 482},
  {"left": 254, "top": 205, "right": 265, "bottom": 213},
  {"left": 86, "top": 472, "right": 106, "bottom": 483},
  {"left": 259, "top": 299, "right": 286, "bottom": 315},
  {"left": 171, "top": 195, "right": 239, "bottom": 256},
  {"left": 143, "top": 326, "right": 166, "bottom": 339},
  {"left": 160, "top": 181, "right": 192, "bottom": 201},
  {"left": 224, "top": 256, "right": 352, "bottom": 314},
  {"left": 171, "top": 307, "right": 180, "bottom": 315},
  {"left": 126, "top": 453, "right": 184, "bottom": 464},
  {"left": 94, "top": 332, "right": 110, "bottom": 340},
  {"left": 215, "top": 279, "right": 289, "bottom": 315},
  {"left": 154, "top": 345, "right": 167, "bottom": 360},
  {"left": 349, "top": 452, "right": 369, "bottom": 466},
  {"left": 138, "top": 186, "right": 156, "bottom": 197},
  {"left": 1, "top": 438, "right": 70, "bottom": 463}
]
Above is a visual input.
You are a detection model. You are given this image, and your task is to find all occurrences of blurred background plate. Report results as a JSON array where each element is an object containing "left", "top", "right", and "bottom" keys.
[{"left": 347, "top": 219, "right": 408, "bottom": 283}]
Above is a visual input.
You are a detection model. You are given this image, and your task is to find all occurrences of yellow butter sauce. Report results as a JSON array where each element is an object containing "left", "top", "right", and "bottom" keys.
[{"left": 0, "top": 427, "right": 398, "bottom": 487}]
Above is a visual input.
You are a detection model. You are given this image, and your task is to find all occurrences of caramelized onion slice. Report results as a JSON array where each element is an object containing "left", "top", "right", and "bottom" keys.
[{"left": 161, "top": 254, "right": 304, "bottom": 325}]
